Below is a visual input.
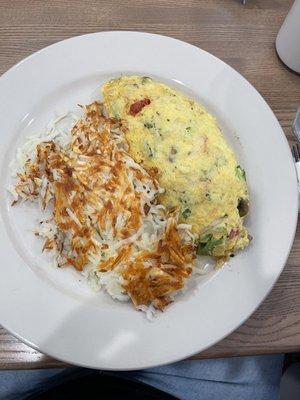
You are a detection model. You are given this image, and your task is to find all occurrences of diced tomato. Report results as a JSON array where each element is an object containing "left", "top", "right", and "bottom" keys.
[{"left": 129, "top": 98, "right": 151, "bottom": 116}]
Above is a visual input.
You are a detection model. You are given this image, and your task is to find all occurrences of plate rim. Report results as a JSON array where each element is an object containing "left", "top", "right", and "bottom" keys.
[{"left": 0, "top": 30, "right": 298, "bottom": 370}]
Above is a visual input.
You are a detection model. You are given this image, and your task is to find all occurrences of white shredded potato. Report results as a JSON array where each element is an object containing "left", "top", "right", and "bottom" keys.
[{"left": 9, "top": 102, "right": 198, "bottom": 318}]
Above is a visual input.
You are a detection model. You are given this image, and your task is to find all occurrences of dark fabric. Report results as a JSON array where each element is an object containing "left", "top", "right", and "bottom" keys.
[{"left": 25, "top": 370, "right": 179, "bottom": 400}]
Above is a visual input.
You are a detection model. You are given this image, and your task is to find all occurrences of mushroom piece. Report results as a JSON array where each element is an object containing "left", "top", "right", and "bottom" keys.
[{"left": 237, "top": 198, "right": 249, "bottom": 217}]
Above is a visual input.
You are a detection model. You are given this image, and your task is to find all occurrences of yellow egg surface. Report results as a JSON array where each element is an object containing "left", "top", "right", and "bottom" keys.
[{"left": 102, "top": 76, "right": 250, "bottom": 260}]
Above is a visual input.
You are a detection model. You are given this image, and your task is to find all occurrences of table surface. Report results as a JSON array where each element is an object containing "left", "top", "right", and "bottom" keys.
[{"left": 1, "top": 0, "right": 300, "bottom": 370}]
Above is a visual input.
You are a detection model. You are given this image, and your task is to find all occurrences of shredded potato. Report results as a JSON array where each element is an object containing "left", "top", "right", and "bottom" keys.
[{"left": 13, "top": 102, "right": 196, "bottom": 313}]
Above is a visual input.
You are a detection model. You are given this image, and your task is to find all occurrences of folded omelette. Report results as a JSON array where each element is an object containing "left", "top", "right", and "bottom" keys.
[{"left": 102, "top": 76, "right": 250, "bottom": 260}]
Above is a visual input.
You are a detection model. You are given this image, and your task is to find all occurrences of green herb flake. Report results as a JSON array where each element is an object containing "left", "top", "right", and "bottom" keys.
[
  {"left": 179, "top": 197, "right": 188, "bottom": 206},
  {"left": 141, "top": 76, "right": 152, "bottom": 84},
  {"left": 144, "top": 122, "right": 155, "bottom": 129},
  {"left": 186, "top": 126, "right": 191, "bottom": 133},
  {"left": 182, "top": 208, "right": 191, "bottom": 219},
  {"left": 146, "top": 143, "right": 154, "bottom": 158},
  {"left": 236, "top": 165, "right": 246, "bottom": 180}
]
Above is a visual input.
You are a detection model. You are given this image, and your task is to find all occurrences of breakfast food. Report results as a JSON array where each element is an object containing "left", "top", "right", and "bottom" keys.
[
  {"left": 10, "top": 76, "right": 251, "bottom": 316},
  {"left": 10, "top": 102, "right": 196, "bottom": 315},
  {"left": 102, "top": 76, "right": 250, "bottom": 261}
]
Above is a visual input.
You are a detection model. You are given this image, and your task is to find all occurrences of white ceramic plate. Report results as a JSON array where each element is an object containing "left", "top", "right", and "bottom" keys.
[{"left": 0, "top": 32, "right": 298, "bottom": 370}]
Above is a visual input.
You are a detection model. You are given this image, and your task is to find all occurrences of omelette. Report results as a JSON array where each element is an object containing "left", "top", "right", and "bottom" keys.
[{"left": 102, "top": 76, "right": 250, "bottom": 261}]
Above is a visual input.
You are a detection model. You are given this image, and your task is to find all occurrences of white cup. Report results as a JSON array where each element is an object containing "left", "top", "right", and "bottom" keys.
[{"left": 276, "top": 0, "right": 300, "bottom": 73}]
